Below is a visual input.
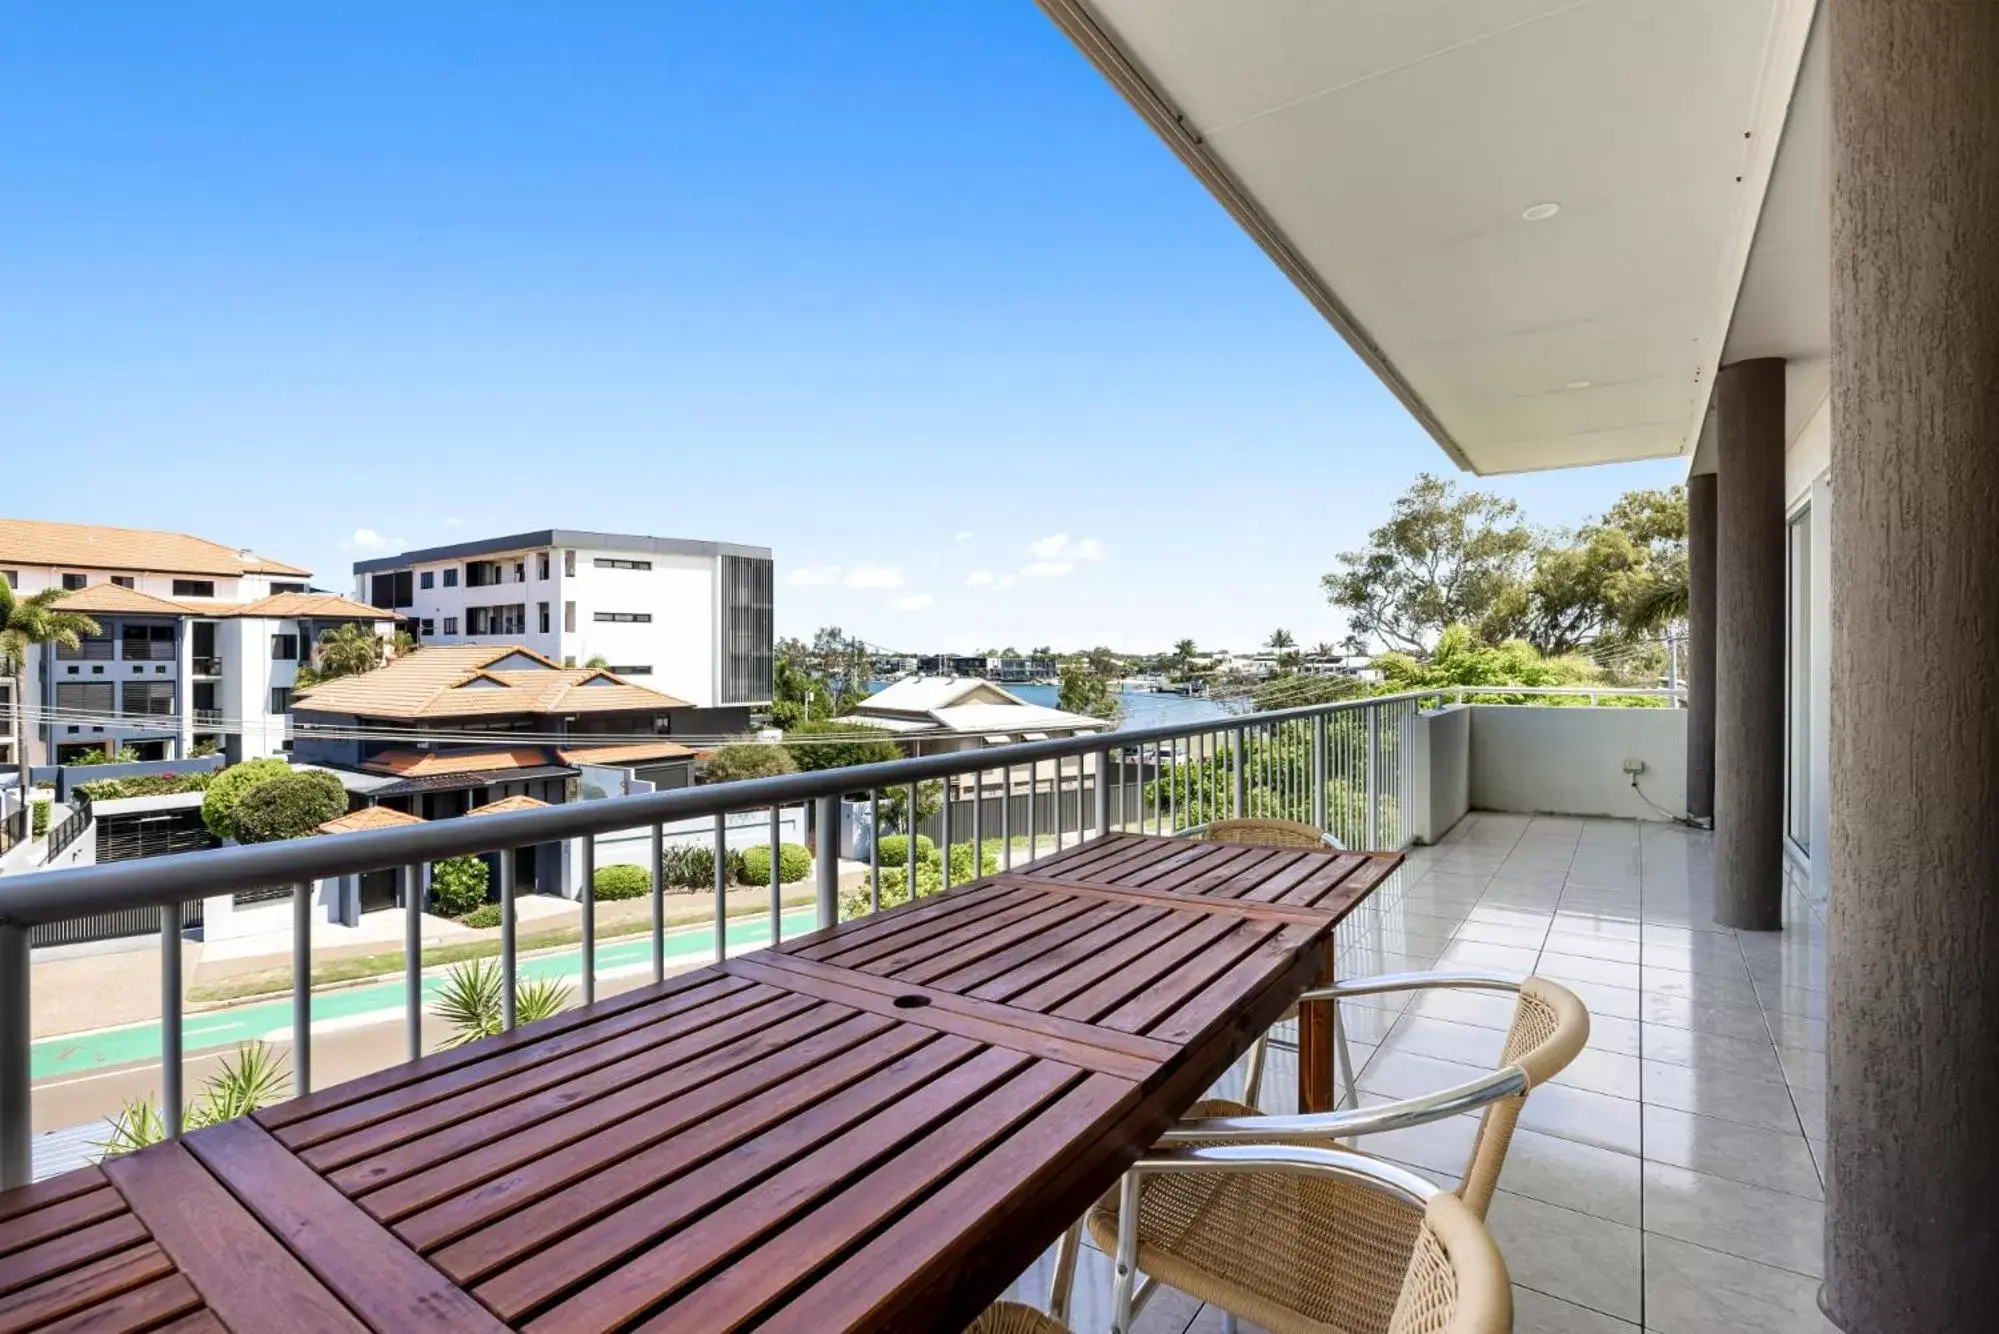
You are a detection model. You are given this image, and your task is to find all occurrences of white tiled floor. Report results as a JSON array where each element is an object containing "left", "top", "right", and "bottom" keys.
[{"left": 998, "top": 812, "right": 1834, "bottom": 1334}]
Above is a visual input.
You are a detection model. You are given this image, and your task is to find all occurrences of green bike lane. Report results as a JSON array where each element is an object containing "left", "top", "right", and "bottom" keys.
[{"left": 33, "top": 907, "right": 820, "bottom": 1082}]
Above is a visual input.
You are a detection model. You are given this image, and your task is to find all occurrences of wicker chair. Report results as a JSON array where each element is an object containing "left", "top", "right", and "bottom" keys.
[
  {"left": 964, "top": 1302, "right": 1067, "bottom": 1334},
  {"left": 1093, "top": 1145, "right": 1510, "bottom": 1334},
  {"left": 1082, "top": 974, "right": 1586, "bottom": 1332}
]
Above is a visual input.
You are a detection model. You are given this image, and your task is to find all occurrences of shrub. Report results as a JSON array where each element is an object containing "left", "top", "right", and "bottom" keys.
[
  {"left": 230, "top": 770, "right": 349, "bottom": 844},
  {"left": 739, "top": 842, "right": 812, "bottom": 885},
  {"left": 593, "top": 863, "right": 651, "bottom": 901},
  {"left": 840, "top": 862, "right": 942, "bottom": 920},
  {"left": 662, "top": 843, "right": 746, "bottom": 891},
  {"left": 76, "top": 772, "right": 215, "bottom": 802},
  {"left": 873, "top": 834, "right": 936, "bottom": 868},
  {"left": 200, "top": 758, "right": 292, "bottom": 839},
  {"left": 429, "top": 855, "right": 490, "bottom": 917},
  {"left": 947, "top": 839, "right": 1002, "bottom": 883},
  {"left": 432, "top": 959, "right": 572, "bottom": 1048},
  {"left": 459, "top": 902, "right": 503, "bottom": 929},
  {"left": 31, "top": 801, "right": 49, "bottom": 838},
  {"left": 783, "top": 719, "right": 905, "bottom": 773},
  {"left": 702, "top": 741, "right": 798, "bottom": 785}
]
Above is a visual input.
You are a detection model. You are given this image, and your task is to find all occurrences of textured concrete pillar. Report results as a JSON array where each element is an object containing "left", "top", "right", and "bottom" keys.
[
  {"left": 1712, "top": 358, "right": 1785, "bottom": 931},
  {"left": 1685, "top": 470, "right": 1717, "bottom": 822},
  {"left": 1824, "top": 3, "right": 1999, "bottom": 1329}
]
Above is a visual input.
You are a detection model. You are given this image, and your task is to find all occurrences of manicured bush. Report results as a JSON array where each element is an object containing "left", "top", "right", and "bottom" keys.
[
  {"left": 840, "top": 863, "right": 943, "bottom": 921},
  {"left": 429, "top": 855, "right": 490, "bottom": 918},
  {"left": 782, "top": 720, "right": 905, "bottom": 774},
  {"left": 200, "top": 758, "right": 292, "bottom": 839},
  {"left": 873, "top": 834, "right": 936, "bottom": 868},
  {"left": 30, "top": 801, "right": 49, "bottom": 838},
  {"left": 230, "top": 770, "right": 349, "bottom": 844},
  {"left": 946, "top": 839, "right": 1002, "bottom": 883},
  {"left": 739, "top": 842, "right": 812, "bottom": 885},
  {"left": 593, "top": 863, "right": 651, "bottom": 901},
  {"left": 662, "top": 843, "right": 746, "bottom": 891},
  {"left": 75, "top": 772, "right": 215, "bottom": 802},
  {"left": 702, "top": 741, "right": 798, "bottom": 785},
  {"left": 459, "top": 903, "right": 503, "bottom": 930}
]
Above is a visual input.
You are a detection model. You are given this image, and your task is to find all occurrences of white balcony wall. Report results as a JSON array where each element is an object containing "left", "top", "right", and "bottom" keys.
[
  {"left": 1405, "top": 704, "right": 1470, "bottom": 844},
  {"left": 1467, "top": 705, "right": 1688, "bottom": 823}
]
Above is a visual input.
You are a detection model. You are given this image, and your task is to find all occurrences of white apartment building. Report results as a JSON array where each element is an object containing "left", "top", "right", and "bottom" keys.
[
  {"left": 0, "top": 519, "right": 399, "bottom": 767},
  {"left": 353, "top": 529, "right": 773, "bottom": 735}
]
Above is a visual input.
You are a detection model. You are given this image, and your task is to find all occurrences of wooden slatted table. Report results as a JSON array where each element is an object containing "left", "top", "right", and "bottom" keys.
[{"left": 0, "top": 833, "right": 1398, "bottom": 1333}]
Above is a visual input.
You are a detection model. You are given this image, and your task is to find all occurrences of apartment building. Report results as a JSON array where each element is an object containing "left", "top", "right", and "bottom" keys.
[
  {"left": 352, "top": 528, "right": 773, "bottom": 736},
  {"left": 0, "top": 519, "right": 398, "bottom": 766}
]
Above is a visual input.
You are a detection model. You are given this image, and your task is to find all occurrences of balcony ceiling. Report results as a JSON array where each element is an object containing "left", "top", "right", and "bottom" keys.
[{"left": 1040, "top": 0, "right": 1822, "bottom": 475}]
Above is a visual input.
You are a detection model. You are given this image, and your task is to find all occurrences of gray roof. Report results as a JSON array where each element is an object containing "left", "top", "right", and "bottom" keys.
[{"left": 353, "top": 529, "right": 770, "bottom": 574}]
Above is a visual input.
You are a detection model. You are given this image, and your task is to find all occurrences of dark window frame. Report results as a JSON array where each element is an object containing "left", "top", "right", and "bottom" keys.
[
  {"left": 593, "top": 611, "right": 653, "bottom": 623},
  {"left": 171, "top": 578, "right": 216, "bottom": 598}
]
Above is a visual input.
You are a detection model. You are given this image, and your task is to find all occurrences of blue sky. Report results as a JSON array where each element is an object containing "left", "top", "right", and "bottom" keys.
[{"left": 1, "top": 2, "right": 1681, "bottom": 654}]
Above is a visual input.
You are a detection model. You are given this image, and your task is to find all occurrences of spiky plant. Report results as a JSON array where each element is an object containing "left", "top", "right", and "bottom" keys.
[
  {"left": 94, "top": 1040, "right": 289, "bottom": 1159},
  {"left": 433, "top": 959, "right": 573, "bottom": 1048}
]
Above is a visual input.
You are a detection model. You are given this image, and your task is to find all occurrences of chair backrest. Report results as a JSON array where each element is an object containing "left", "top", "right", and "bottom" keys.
[
  {"left": 1456, "top": 976, "right": 1590, "bottom": 1217},
  {"left": 1200, "top": 818, "right": 1330, "bottom": 849},
  {"left": 1387, "top": 1191, "right": 1512, "bottom": 1334}
]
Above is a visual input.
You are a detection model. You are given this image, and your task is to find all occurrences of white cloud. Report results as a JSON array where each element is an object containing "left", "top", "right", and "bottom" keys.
[
  {"left": 785, "top": 565, "right": 843, "bottom": 586},
  {"left": 965, "top": 570, "right": 994, "bottom": 587},
  {"left": 340, "top": 528, "right": 401, "bottom": 552},
  {"left": 845, "top": 564, "right": 905, "bottom": 589},
  {"left": 954, "top": 530, "right": 974, "bottom": 542},
  {"left": 1021, "top": 560, "right": 1074, "bottom": 578},
  {"left": 1026, "top": 534, "right": 1107, "bottom": 564},
  {"left": 892, "top": 593, "right": 935, "bottom": 612}
]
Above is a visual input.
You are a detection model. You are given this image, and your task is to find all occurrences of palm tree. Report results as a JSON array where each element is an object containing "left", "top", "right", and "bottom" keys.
[
  {"left": 1310, "top": 641, "right": 1339, "bottom": 658},
  {"left": 1172, "top": 638, "right": 1198, "bottom": 667},
  {"left": 0, "top": 583, "right": 100, "bottom": 792},
  {"left": 1265, "top": 628, "right": 1296, "bottom": 650},
  {"left": 314, "top": 622, "right": 386, "bottom": 678},
  {"left": 1620, "top": 573, "right": 1691, "bottom": 633}
]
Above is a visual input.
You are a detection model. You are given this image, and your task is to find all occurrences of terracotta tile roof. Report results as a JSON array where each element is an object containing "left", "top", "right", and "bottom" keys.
[
  {"left": 225, "top": 593, "right": 402, "bottom": 621},
  {"left": 0, "top": 518, "right": 307, "bottom": 578},
  {"left": 360, "top": 746, "right": 556, "bottom": 778},
  {"left": 293, "top": 644, "right": 690, "bottom": 720},
  {"left": 315, "top": 805, "right": 428, "bottom": 835},
  {"left": 466, "top": 794, "right": 550, "bottom": 816},
  {"left": 44, "top": 584, "right": 190, "bottom": 616},
  {"left": 557, "top": 741, "right": 696, "bottom": 766}
]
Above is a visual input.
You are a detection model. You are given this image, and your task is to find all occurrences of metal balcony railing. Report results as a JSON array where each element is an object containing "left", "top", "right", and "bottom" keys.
[
  {"left": 0, "top": 684, "right": 1676, "bottom": 1186},
  {"left": 191, "top": 657, "right": 223, "bottom": 676}
]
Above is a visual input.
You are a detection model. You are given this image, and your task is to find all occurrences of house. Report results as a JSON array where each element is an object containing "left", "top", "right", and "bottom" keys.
[
  {"left": 350, "top": 528, "right": 774, "bottom": 736},
  {"left": 840, "top": 677, "right": 1110, "bottom": 757},
  {"left": 0, "top": 518, "right": 398, "bottom": 766}
]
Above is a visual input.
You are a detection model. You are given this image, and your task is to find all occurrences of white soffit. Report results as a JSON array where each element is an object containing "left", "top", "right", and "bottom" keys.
[{"left": 1041, "top": 0, "right": 1819, "bottom": 475}]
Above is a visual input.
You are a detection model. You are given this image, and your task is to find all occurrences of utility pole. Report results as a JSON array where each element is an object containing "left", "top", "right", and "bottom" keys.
[{"left": 1665, "top": 628, "right": 1679, "bottom": 698}]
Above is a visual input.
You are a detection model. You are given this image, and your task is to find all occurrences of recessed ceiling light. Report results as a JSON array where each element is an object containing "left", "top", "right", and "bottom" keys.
[
  {"left": 1521, "top": 202, "right": 1561, "bottom": 221},
  {"left": 1565, "top": 379, "right": 1592, "bottom": 390}
]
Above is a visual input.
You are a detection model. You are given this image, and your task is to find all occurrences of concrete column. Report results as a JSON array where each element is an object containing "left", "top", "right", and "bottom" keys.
[
  {"left": 1712, "top": 358, "right": 1785, "bottom": 931},
  {"left": 1824, "top": 3, "right": 1999, "bottom": 1329},
  {"left": 1685, "top": 469, "right": 1717, "bottom": 822}
]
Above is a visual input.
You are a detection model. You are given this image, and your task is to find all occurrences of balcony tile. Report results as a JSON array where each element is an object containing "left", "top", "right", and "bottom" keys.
[
  {"left": 1541, "top": 931, "right": 1642, "bottom": 964},
  {"left": 1639, "top": 994, "right": 1772, "bottom": 1044},
  {"left": 1548, "top": 1046, "right": 1643, "bottom": 1101},
  {"left": 1535, "top": 953, "right": 1642, "bottom": 991},
  {"left": 1483, "top": 1123, "right": 1642, "bottom": 1225},
  {"left": 1374, "top": 1014, "right": 1510, "bottom": 1069},
  {"left": 1640, "top": 1025, "right": 1786, "bottom": 1084},
  {"left": 1454, "top": 920, "right": 1553, "bottom": 950},
  {"left": 1764, "top": 1012, "right": 1825, "bottom": 1055},
  {"left": 1404, "top": 988, "right": 1521, "bottom": 1032},
  {"left": 1515, "top": 1080, "right": 1643, "bottom": 1156},
  {"left": 1753, "top": 983, "right": 1826, "bottom": 1022},
  {"left": 1486, "top": 1191, "right": 1642, "bottom": 1323},
  {"left": 1640, "top": 1060, "right": 1802, "bottom": 1134},
  {"left": 1642, "top": 1162, "right": 1824, "bottom": 1278},
  {"left": 1512, "top": 1285, "right": 1639, "bottom": 1333},
  {"left": 1439, "top": 940, "right": 1544, "bottom": 972},
  {"left": 1789, "top": 1086, "right": 1825, "bottom": 1138},
  {"left": 1642, "top": 968, "right": 1762, "bottom": 1010},
  {"left": 1540, "top": 978, "right": 1641, "bottom": 1022},
  {"left": 1581, "top": 1013, "right": 1643, "bottom": 1058},
  {"left": 1550, "top": 913, "right": 1645, "bottom": 943},
  {"left": 1775, "top": 1047, "right": 1825, "bottom": 1094},
  {"left": 1641, "top": 1104, "right": 1823, "bottom": 1200},
  {"left": 1641, "top": 1233, "right": 1836, "bottom": 1334}
]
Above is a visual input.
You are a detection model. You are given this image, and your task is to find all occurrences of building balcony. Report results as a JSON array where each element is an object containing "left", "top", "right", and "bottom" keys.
[{"left": 191, "top": 656, "right": 223, "bottom": 677}]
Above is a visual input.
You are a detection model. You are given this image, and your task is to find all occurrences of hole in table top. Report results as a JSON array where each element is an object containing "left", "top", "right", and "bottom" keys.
[{"left": 893, "top": 994, "right": 931, "bottom": 1009}]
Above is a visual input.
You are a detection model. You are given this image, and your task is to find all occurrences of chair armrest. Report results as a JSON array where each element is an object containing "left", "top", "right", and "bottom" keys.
[
  {"left": 1128, "top": 1144, "right": 1441, "bottom": 1207},
  {"left": 1298, "top": 969, "right": 1524, "bottom": 1004},
  {"left": 1157, "top": 1065, "right": 1529, "bottom": 1145}
]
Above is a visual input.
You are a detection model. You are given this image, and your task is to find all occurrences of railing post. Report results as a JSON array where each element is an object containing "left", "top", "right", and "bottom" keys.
[
  {"left": 814, "top": 794, "right": 839, "bottom": 930},
  {"left": 1231, "top": 726, "right": 1247, "bottom": 819},
  {"left": 712, "top": 815, "right": 728, "bottom": 964},
  {"left": 499, "top": 854, "right": 517, "bottom": 1030},
  {"left": 1311, "top": 713, "right": 1328, "bottom": 832},
  {"left": 1365, "top": 705, "right": 1381, "bottom": 849},
  {"left": 291, "top": 880, "right": 312, "bottom": 1096},
  {"left": 1093, "top": 747, "right": 1110, "bottom": 837},
  {"left": 403, "top": 863, "right": 424, "bottom": 1059},
  {"left": 161, "top": 902, "right": 182, "bottom": 1140},
  {"left": 0, "top": 922, "right": 30, "bottom": 1189}
]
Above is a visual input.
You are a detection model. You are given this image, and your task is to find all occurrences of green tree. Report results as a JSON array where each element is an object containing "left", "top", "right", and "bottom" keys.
[
  {"left": 703, "top": 739, "right": 799, "bottom": 784},
  {"left": 428, "top": 855, "right": 490, "bottom": 916},
  {"left": 1522, "top": 486, "right": 1688, "bottom": 654},
  {"left": 316, "top": 622, "right": 386, "bottom": 678},
  {"left": 1265, "top": 628, "right": 1296, "bottom": 650},
  {"left": 1057, "top": 658, "right": 1121, "bottom": 721},
  {"left": 200, "top": 757, "right": 293, "bottom": 840},
  {"left": 230, "top": 770, "right": 349, "bottom": 843},
  {"left": 0, "top": 584, "right": 100, "bottom": 792},
  {"left": 1373, "top": 624, "right": 1598, "bottom": 693},
  {"left": 1322, "top": 473, "right": 1537, "bottom": 653},
  {"left": 783, "top": 718, "right": 905, "bottom": 774},
  {"left": 769, "top": 637, "right": 836, "bottom": 729}
]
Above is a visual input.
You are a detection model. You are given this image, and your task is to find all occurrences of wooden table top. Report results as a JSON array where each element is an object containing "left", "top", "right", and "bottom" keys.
[{"left": 0, "top": 833, "right": 1398, "bottom": 1334}]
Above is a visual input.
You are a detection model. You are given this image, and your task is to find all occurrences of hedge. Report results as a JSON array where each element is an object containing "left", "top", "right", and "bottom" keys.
[
  {"left": 593, "top": 864, "right": 651, "bottom": 901},
  {"left": 739, "top": 842, "right": 812, "bottom": 885},
  {"left": 230, "top": 771, "right": 349, "bottom": 844},
  {"left": 459, "top": 903, "right": 503, "bottom": 929},
  {"left": 872, "top": 834, "right": 936, "bottom": 868},
  {"left": 429, "top": 856, "right": 490, "bottom": 918},
  {"left": 947, "top": 839, "right": 1003, "bottom": 883},
  {"left": 200, "top": 758, "right": 293, "bottom": 839},
  {"left": 31, "top": 802, "right": 49, "bottom": 838},
  {"left": 75, "top": 772, "right": 214, "bottom": 802}
]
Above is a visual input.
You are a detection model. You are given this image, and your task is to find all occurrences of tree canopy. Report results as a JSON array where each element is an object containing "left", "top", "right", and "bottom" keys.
[
  {"left": 702, "top": 739, "right": 799, "bottom": 785},
  {"left": 1056, "top": 657, "right": 1120, "bottom": 720}
]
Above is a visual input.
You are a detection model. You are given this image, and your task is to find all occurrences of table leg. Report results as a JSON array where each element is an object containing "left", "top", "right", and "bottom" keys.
[{"left": 1296, "top": 940, "right": 1338, "bottom": 1113}]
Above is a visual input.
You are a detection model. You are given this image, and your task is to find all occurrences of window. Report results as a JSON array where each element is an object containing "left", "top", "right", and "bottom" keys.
[
  {"left": 443, "top": 567, "right": 459, "bottom": 588},
  {"left": 537, "top": 552, "right": 550, "bottom": 580},
  {"left": 55, "top": 682, "right": 113, "bottom": 717},
  {"left": 171, "top": 579, "right": 215, "bottom": 598},
  {"left": 122, "top": 624, "right": 173, "bottom": 660},
  {"left": 369, "top": 571, "right": 413, "bottom": 607},
  {"left": 606, "top": 664, "right": 652, "bottom": 676},
  {"left": 0, "top": 571, "right": 14, "bottom": 589},
  {"left": 443, "top": 616, "right": 459, "bottom": 635},
  {"left": 271, "top": 633, "right": 299, "bottom": 661},
  {"left": 420, "top": 570, "right": 435, "bottom": 590},
  {"left": 467, "top": 604, "right": 526, "bottom": 635},
  {"left": 513, "top": 561, "right": 526, "bottom": 583},
  {"left": 62, "top": 573, "right": 87, "bottom": 591},
  {"left": 593, "top": 558, "right": 653, "bottom": 571},
  {"left": 466, "top": 560, "right": 509, "bottom": 588},
  {"left": 420, "top": 619, "right": 434, "bottom": 636},
  {"left": 564, "top": 601, "right": 576, "bottom": 632},
  {"left": 538, "top": 602, "right": 550, "bottom": 634},
  {"left": 57, "top": 633, "right": 114, "bottom": 661},
  {"left": 593, "top": 611, "right": 652, "bottom": 623},
  {"left": 110, "top": 575, "right": 135, "bottom": 589},
  {"left": 719, "top": 554, "right": 775, "bottom": 704},
  {"left": 121, "top": 680, "right": 174, "bottom": 716},
  {"left": 1786, "top": 506, "right": 1812, "bottom": 853},
  {"left": 269, "top": 687, "right": 293, "bottom": 715},
  {"left": 271, "top": 581, "right": 307, "bottom": 594}
]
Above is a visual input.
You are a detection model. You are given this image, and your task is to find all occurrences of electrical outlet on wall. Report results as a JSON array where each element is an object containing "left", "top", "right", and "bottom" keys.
[{"left": 1622, "top": 758, "right": 1647, "bottom": 775}]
